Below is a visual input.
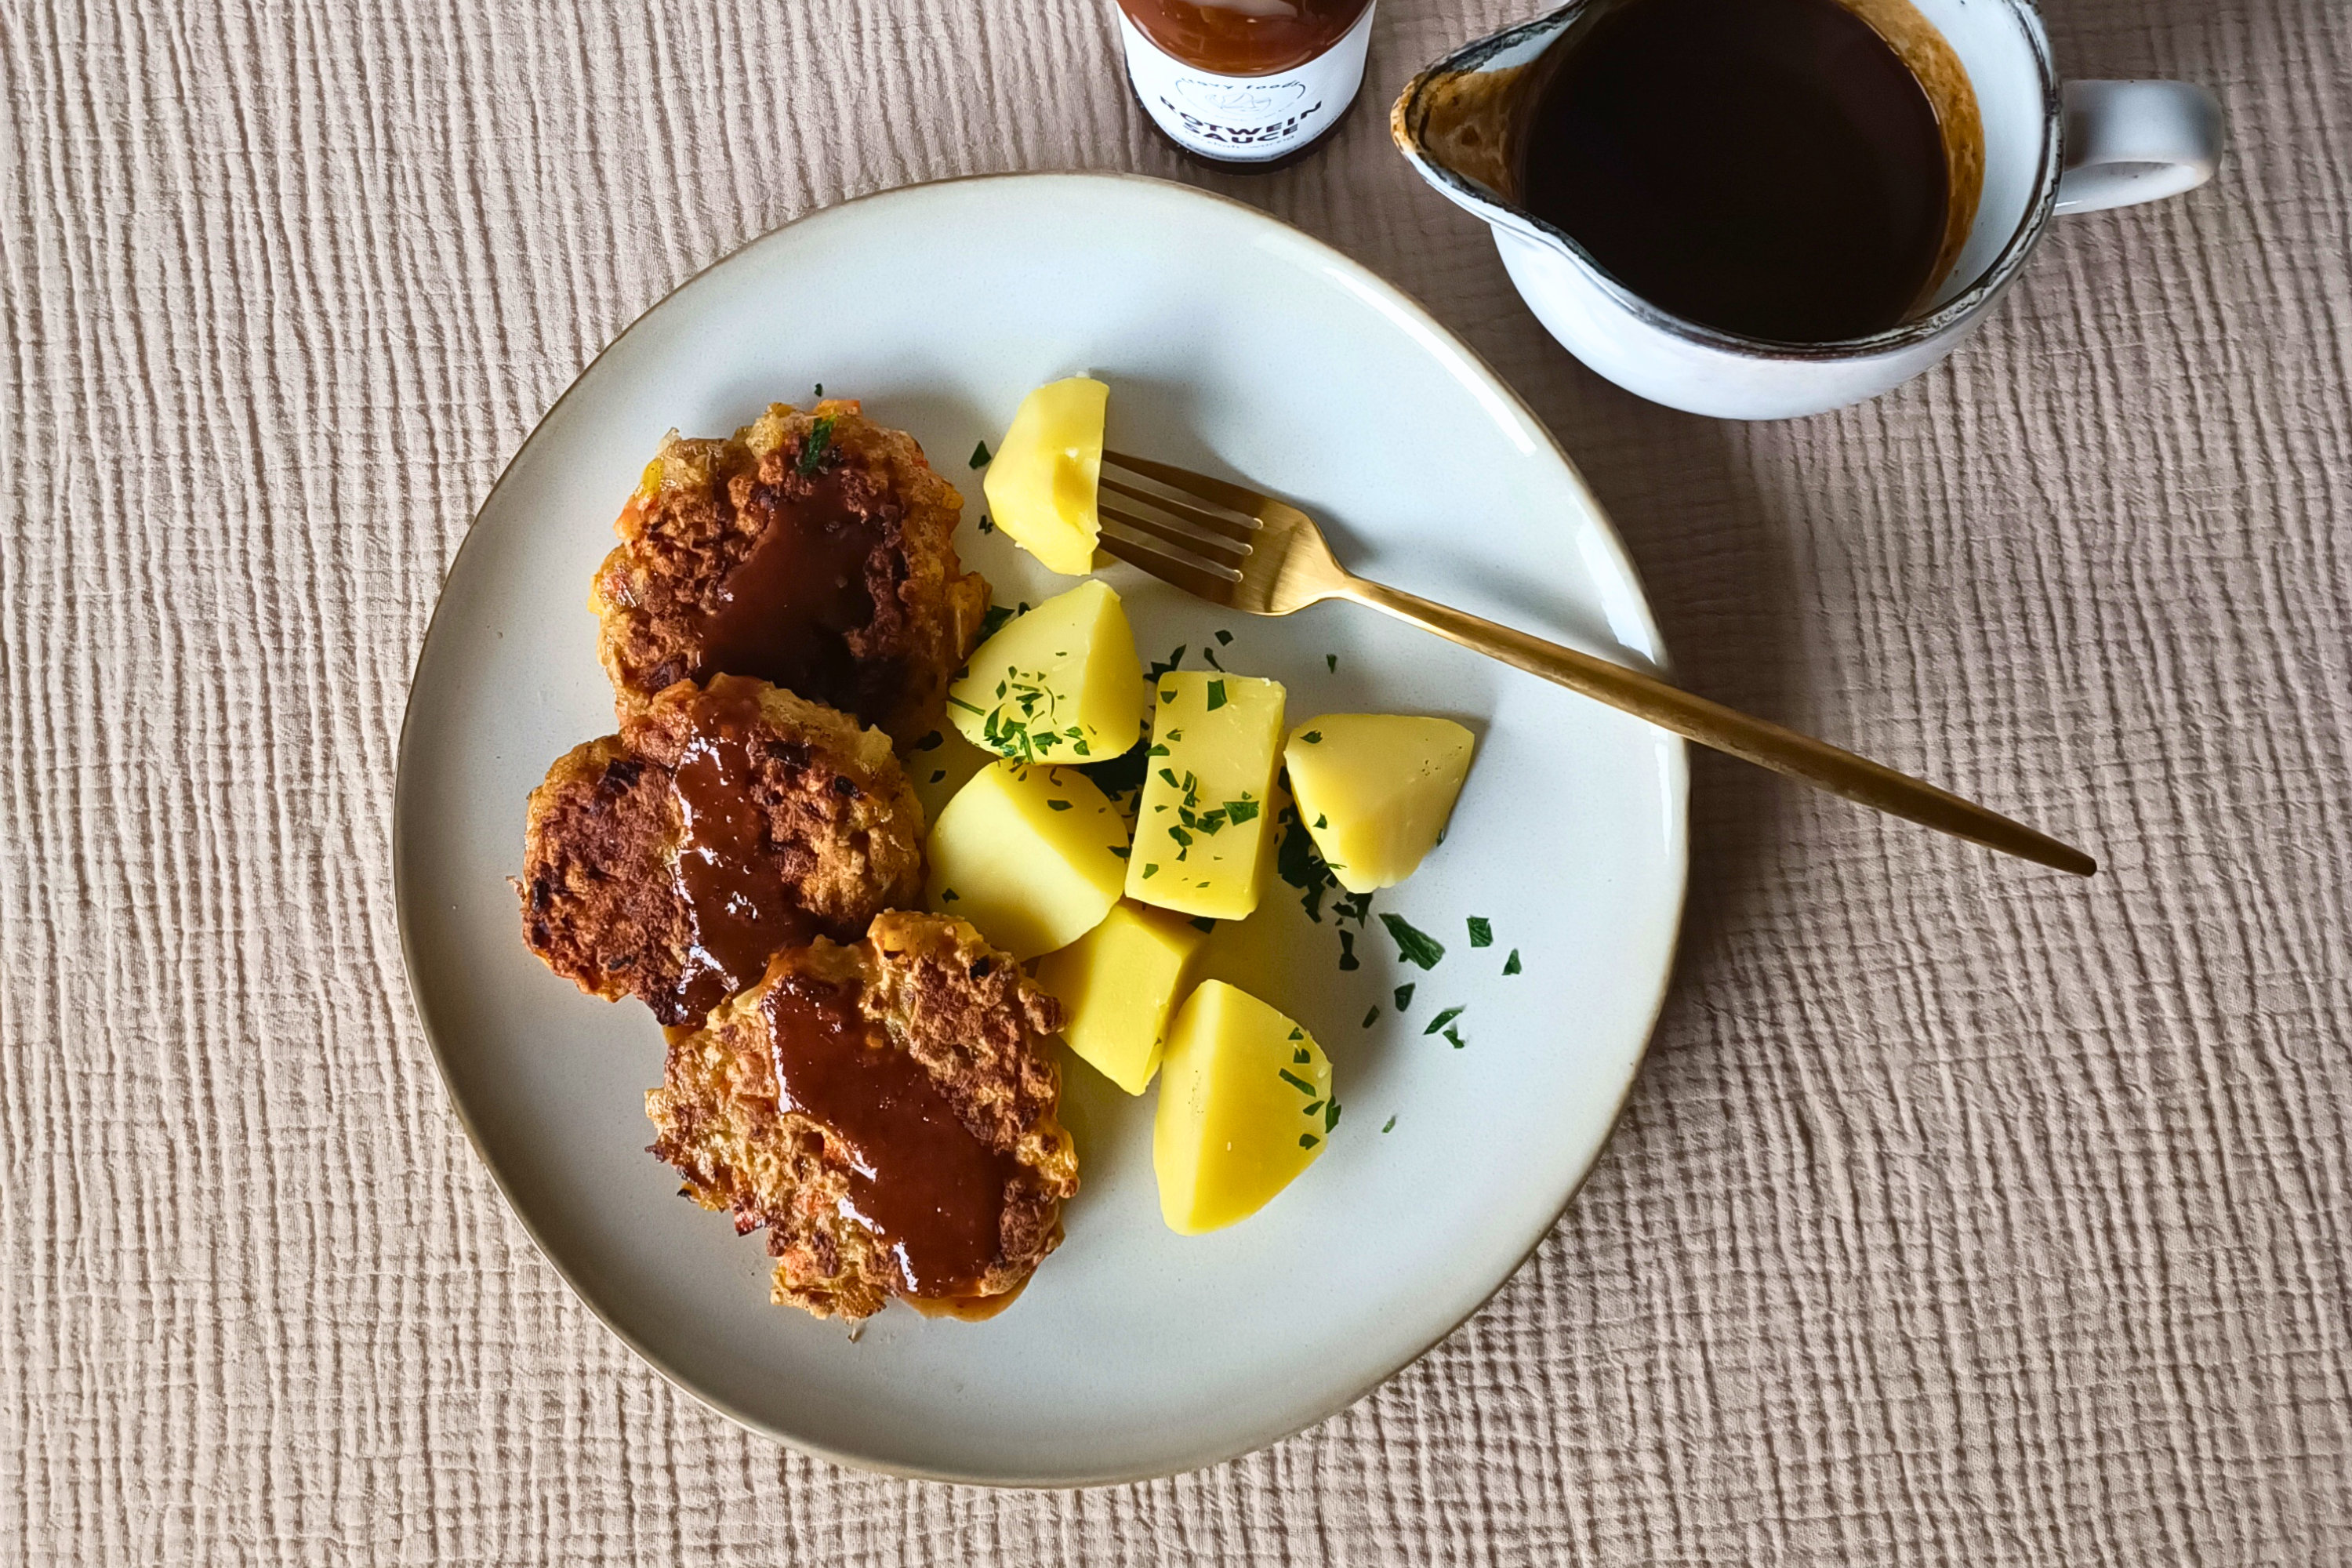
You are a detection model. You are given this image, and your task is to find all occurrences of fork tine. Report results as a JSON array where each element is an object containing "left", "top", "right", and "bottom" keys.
[
  {"left": 1100, "top": 502, "right": 1252, "bottom": 568},
  {"left": 1102, "top": 449, "right": 1273, "bottom": 519},
  {"left": 1098, "top": 527, "right": 1243, "bottom": 606},
  {"left": 1100, "top": 475, "right": 1260, "bottom": 543}
]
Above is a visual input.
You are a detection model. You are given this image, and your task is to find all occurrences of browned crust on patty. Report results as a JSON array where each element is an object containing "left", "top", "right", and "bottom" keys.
[
  {"left": 645, "top": 912, "right": 1077, "bottom": 1321},
  {"left": 518, "top": 676, "right": 925, "bottom": 1025},
  {"left": 590, "top": 401, "right": 989, "bottom": 744}
]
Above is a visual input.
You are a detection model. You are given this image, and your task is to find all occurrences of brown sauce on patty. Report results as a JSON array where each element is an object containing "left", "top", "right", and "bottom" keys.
[
  {"left": 698, "top": 431, "right": 908, "bottom": 722},
  {"left": 667, "top": 684, "right": 822, "bottom": 1022},
  {"left": 762, "top": 973, "right": 1018, "bottom": 1300}
]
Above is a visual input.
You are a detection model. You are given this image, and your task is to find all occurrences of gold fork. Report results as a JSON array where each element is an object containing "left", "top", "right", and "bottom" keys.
[{"left": 1094, "top": 449, "right": 2096, "bottom": 877}]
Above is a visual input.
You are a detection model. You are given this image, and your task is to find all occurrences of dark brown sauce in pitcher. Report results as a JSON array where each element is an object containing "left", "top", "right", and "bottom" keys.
[{"left": 1516, "top": 0, "right": 1951, "bottom": 343}]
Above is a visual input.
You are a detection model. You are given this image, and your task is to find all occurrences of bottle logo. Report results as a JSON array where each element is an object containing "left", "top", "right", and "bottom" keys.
[{"left": 1117, "top": 4, "right": 1376, "bottom": 164}]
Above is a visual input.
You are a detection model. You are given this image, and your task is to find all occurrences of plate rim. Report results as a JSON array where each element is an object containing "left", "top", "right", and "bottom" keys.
[{"left": 392, "top": 168, "right": 1690, "bottom": 1486}]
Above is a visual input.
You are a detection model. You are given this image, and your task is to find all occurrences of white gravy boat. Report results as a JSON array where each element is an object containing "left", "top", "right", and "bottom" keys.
[{"left": 1392, "top": 0, "right": 2223, "bottom": 419}]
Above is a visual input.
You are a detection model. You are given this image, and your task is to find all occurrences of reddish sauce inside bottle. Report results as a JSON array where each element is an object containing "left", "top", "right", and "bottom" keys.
[{"left": 1117, "top": 0, "right": 1372, "bottom": 76}]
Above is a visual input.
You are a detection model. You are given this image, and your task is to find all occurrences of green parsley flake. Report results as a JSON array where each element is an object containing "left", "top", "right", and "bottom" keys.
[
  {"left": 1142, "top": 863, "right": 1160, "bottom": 880},
  {"left": 930, "top": 770, "right": 945, "bottom": 783},
  {"left": 1300, "top": 730, "right": 1322, "bottom": 744},
  {"left": 1393, "top": 982, "right": 1415, "bottom": 1011},
  {"left": 1314, "top": 814, "right": 1327, "bottom": 829},
  {"left": 1382, "top": 1116, "right": 1397, "bottom": 1133},
  {"left": 1206, "top": 679, "right": 1228, "bottom": 710},
  {"left": 812, "top": 383, "right": 823, "bottom": 397},
  {"left": 1215, "top": 630, "right": 1232, "bottom": 644},
  {"left": 796, "top": 416, "right": 835, "bottom": 476},
  {"left": 1109, "top": 845, "right": 1130, "bottom": 859},
  {"left": 1299, "top": 1133, "right": 1319, "bottom": 1149},
  {"left": 969, "top": 439, "right": 992, "bottom": 468},
  {"left": 1467, "top": 916, "right": 1494, "bottom": 948},
  {"left": 1145, "top": 647, "right": 1186, "bottom": 682},
  {"left": 1047, "top": 799, "right": 1072, "bottom": 811},
  {"left": 1380, "top": 913, "right": 1446, "bottom": 969},
  {"left": 1446, "top": 1025, "right": 1467, "bottom": 1050},
  {"left": 1225, "top": 799, "right": 1261, "bottom": 825},
  {"left": 1325, "top": 1100, "right": 1342, "bottom": 1132},
  {"left": 977, "top": 604, "right": 1016, "bottom": 640},
  {"left": 1190, "top": 916, "right": 1216, "bottom": 933},
  {"left": 1278, "top": 1069, "right": 1316, "bottom": 1095},
  {"left": 1326, "top": 654, "right": 1338, "bottom": 672},
  {"left": 1423, "top": 1006, "right": 1465, "bottom": 1036},
  {"left": 1293, "top": 1046, "right": 1310, "bottom": 1063},
  {"left": 1362, "top": 1006, "right": 1378, "bottom": 1028},
  {"left": 1288, "top": 1027, "right": 1303, "bottom": 1040},
  {"left": 941, "top": 888, "right": 959, "bottom": 902},
  {"left": 978, "top": 514, "right": 996, "bottom": 534},
  {"left": 1338, "top": 929, "right": 1359, "bottom": 971},
  {"left": 1504, "top": 949, "right": 1523, "bottom": 975}
]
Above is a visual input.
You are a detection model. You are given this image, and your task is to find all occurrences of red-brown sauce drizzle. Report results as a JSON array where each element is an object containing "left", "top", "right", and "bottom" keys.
[
  {"left": 762, "top": 975, "right": 1016, "bottom": 1301},
  {"left": 697, "top": 447, "right": 898, "bottom": 719},
  {"left": 666, "top": 684, "right": 820, "bottom": 1023}
]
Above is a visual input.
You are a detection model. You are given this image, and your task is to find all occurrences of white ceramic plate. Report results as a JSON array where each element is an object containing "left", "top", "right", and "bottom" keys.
[{"left": 395, "top": 172, "right": 1686, "bottom": 1485}]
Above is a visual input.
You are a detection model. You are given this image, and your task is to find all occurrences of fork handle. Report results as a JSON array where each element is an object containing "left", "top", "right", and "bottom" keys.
[{"left": 1345, "top": 579, "right": 2096, "bottom": 876}]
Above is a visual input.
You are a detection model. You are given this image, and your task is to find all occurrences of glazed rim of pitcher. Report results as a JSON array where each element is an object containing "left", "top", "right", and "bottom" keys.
[{"left": 1393, "top": 0, "right": 2063, "bottom": 360}]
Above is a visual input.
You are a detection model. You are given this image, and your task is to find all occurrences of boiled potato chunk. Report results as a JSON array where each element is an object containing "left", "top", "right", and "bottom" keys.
[
  {"left": 1153, "top": 980, "right": 1333, "bottom": 1235},
  {"left": 982, "top": 376, "right": 1108, "bottom": 575},
  {"left": 947, "top": 579, "right": 1144, "bottom": 764},
  {"left": 1126, "top": 672, "right": 1284, "bottom": 920},
  {"left": 1034, "top": 901, "right": 1205, "bottom": 1095},
  {"left": 1284, "top": 714, "right": 1475, "bottom": 893},
  {"left": 924, "top": 760, "right": 1127, "bottom": 960}
]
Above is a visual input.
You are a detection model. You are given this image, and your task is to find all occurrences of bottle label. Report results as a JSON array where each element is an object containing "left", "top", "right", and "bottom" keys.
[{"left": 1117, "top": 5, "right": 1376, "bottom": 164}]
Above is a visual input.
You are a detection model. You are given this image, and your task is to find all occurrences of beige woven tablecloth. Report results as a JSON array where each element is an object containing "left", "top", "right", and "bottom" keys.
[{"left": 5, "top": 0, "right": 2348, "bottom": 1559}]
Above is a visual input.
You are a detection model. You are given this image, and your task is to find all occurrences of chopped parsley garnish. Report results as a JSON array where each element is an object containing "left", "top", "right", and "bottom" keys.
[
  {"left": 1142, "top": 863, "right": 1160, "bottom": 879},
  {"left": 1467, "top": 916, "right": 1493, "bottom": 948},
  {"left": 1078, "top": 738, "right": 1151, "bottom": 797},
  {"left": 1190, "top": 916, "right": 1216, "bottom": 933},
  {"left": 1145, "top": 646, "right": 1186, "bottom": 681},
  {"left": 969, "top": 439, "right": 992, "bottom": 467},
  {"left": 1205, "top": 679, "right": 1228, "bottom": 710},
  {"left": 1362, "top": 1006, "right": 1378, "bottom": 1028},
  {"left": 796, "top": 416, "right": 836, "bottom": 475},
  {"left": 1326, "top": 654, "right": 1338, "bottom": 672},
  {"left": 940, "top": 888, "right": 959, "bottom": 902},
  {"left": 1278, "top": 1069, "right": 1316, "bottom": 1095},
  {"left": 1423, "top": 1006, "right": 1465, "bottom": 1036},
  {"left": 1393, "top": 982, "right": 1415, "bottom": 1011},
  {"left": 1324, "top": 1100, "right": 1342, "bottom": 1132},
  {"left": 1299, "top": 729, "right": 1322, "bottom": 744},
  {"left": 1313, "top": 814, "right": 1327, "bottom": 829},
  {"left": 812, "top": 383, "right": 823, "bottom": 397},
  {"left": 1380, "top": 913, "right": 1445, "bottom": 969},
  {"left": 978, "top": 514, "right": 996, "bottom": 534},
  {"left": 1304, "top": 1099, "right": 1323, "bottom": 1116},
  {"left": 1299, "top": 1133, "right": 1319, "bottom": 1149},
  {"left": 1275, "top": 804, "right": 1339, "bottom": 921},
  {"left": 1381, "top": 1116, "right": 1396, "bottom": 1134},
  {"left": 930, "top": 770, "right": 945, "bottom": 783},
  {"left": 1201, "top": 646, "right": 1224, "bottom": 671},
  {"left": 977, "top": 604, "right": 1018, "bottom": 641},
  {"left": 1293, "top": 1046, "right": 1310, "bottom": 1063},
  {"left": 1158, "top": 686, "right": 1176, "bottom": 704},
  {"left": 1338, "top": 929, "right": 1359, "bottom": 971},
  {"left": 1109, "top": 845, "right": 1130, "bottom": 859},
  {"left": 1332, "top": 890, "right": 1374, "bottom": 927},
  {"left": 1287, "top": 1027, "right": 1303, "bottom": 1040},
  {"left": 1215, "top": 630, "right": 1232, "bottom": 644},
  {"left": 1223, "top": 799, "right": 1260, "bottom": 826},
  {"left": 914, "top": 730, "right": 944, "bottom": 751},
  {"left": 1445, "top": 1025, "right": 1467, "bottom": 1050},
  {"left": 1046, "top": 799, "right": 1072, "bottom": 811},
  {"left": 1504, "top": 949, "right": 1523, "bottom": 975}
]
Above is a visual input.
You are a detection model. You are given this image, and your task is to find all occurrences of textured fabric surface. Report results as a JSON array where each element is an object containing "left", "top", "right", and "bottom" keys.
[{"left": 4, "top": 0, "right": 2348, "bottom": 1560}]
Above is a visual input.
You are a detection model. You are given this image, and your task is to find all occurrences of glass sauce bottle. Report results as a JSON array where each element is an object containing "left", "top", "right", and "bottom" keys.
[{"left": 1115, "top": 0, "right": 1378, "bottom": 170}]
